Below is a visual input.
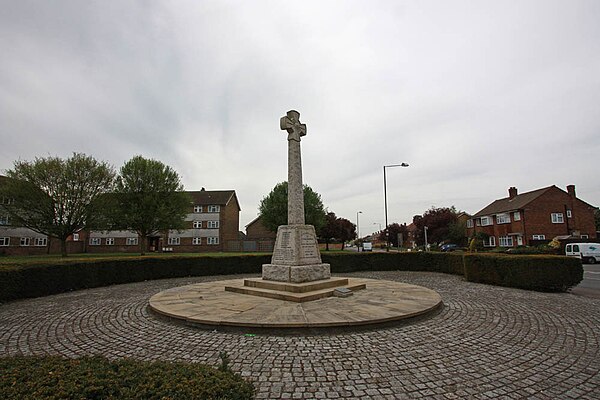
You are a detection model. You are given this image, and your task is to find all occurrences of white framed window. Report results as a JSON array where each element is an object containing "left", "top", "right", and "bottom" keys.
[
  {"left": 207, "top": 205, "right": 220, "bottom": 213},
  {"left": 192, "top": 237, "right": 201, "bottom": 245},
  {"left": 193, "top": 205, "right": 202, "bottom": 213},
  {"left": 1, "top": 197, "right": 13, "bottom": 205},
  {"left": 168, "top": 237, "right": 180, "bottom": 245},
  {"left": 480, "top": 216, "right": 492, "bottom": 226},
  {"left": 566, "top": 209, "right": 572, "bottom": 218},
  {"left": 496, "top": 213, "right": 511, "bottom": 224},
  {"left": 34, "top": 237, "right": 47, "bottom": 246},
  {"left": 105, "top": 238, "right": 115, "bottom": 245},
  {"left": 207, "top": 237, "right": 219, "bottom": 245},
  {"left": 466, "top": 220, "right": 473, "bottom": 228},
  {"left": 517, "top": 236, "right": 523, "bottom": 246},
  {"left": 0, "top": 214, "right": 9, "bottom": 225},
  {"left": 551, "top": 213, "right": 564, "bottom": 224},
  {"left": 499, "top": 236, "right": 513, "bottom": 247},
  {"left": 532, "top": 234, "right": 546, "bottom": 240},
  {"left": 73, "top": 233, "right": 80, "bottom": 241},
  {"left": 483, "top": 236, "right": 496, "bottom": 247},
  {"left": 90, "top": 238, "right": 101, "bottom": 245},
  {"left": 513, "top": 211, "right": 521, "bottom": 221},
  {"left": 581, "top": 234, "right": 589, "bottom": 239},
  {"left": 0, "top": 237, "right": 9, "bottom": 246},
  {"left": 193, "top": 221, "right": 202, "bottom": 228},
  {"left": 20, "top": 237, "right": 31, "bottom": 246},
  {"left": 126, "top": 237, "right": 138, "bottom": 246},
  {"left": 207, "top": 220, "right": 220, "bottom": 229}
]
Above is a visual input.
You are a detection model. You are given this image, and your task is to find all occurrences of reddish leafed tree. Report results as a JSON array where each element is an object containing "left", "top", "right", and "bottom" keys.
[
  {"left": 412, "top": 206, "right": 459, "bottom": 246},
  {"left": 377, "top": 223, "right": 408, "bottom": 248}
]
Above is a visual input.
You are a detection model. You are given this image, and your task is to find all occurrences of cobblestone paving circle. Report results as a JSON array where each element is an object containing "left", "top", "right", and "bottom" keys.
[{"left": 1, "top": 271, "right": 599, "bottom": 399}]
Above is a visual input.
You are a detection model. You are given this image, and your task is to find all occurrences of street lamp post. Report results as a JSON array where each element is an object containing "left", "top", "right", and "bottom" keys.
[
  {"left": 424, "top": 226, "right": 429, "bottom": 251},
  {"left": 383, "top": 163, "right": 409, "bottom": 251},
  {"left": 356, "top": 211, "right": 362, "bottom": 251}
]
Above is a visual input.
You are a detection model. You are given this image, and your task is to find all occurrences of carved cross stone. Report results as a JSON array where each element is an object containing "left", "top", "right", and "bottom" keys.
[{"left": 280, "top": 110, "right": 306, "bottom": 225}]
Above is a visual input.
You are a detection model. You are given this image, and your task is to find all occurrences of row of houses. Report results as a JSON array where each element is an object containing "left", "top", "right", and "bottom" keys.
[{"left": 1, "top": 176, "right": 597, "bottom": 255}]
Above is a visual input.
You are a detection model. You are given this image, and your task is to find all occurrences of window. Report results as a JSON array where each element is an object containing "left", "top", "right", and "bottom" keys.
[
  {"left": 20, "top": 237, "right": 31, "bottom": 246},
  {"left": 168, "top": 237, "right": 180, "bottom": 245},
  {"left": 566, "top": 209, "right": 572, "bottom": 218},
  {"left": 193, "top": 221, "right": 202, "bottom": 228},
  {"left": 532, "top": 234, "right": 546, "bottom": 240},
  {"left": 0, "top": 237, "right": 9, "bottom": 246},
  {"left": 480, "top": 216, "right": 492, "bottom": 226},
  {"left": 572, "top": 244, "right": 580, "bottom": 252},
  {"left": 193, "top": 205, "right": 202, "bottom": 213},
  {"left": 1, "top": 197, "right": 13, "bottom": 205},
  {"left": 207, "top": 237, "right": 219, "bottom": 245},
  {"left": 496, "top": 213, "right": 511, "bottom": 224},
  {"left": 207, "top": 221, "right": 220, "bottom": 229},
  {"left": 551, "top": 213, "right": 564, "bottom": 224},
  {"left": 90, "top": 238, "right": 101, "bottom": 245},
  {"left": 105, "top": 238, "right": 115, "bottom": 245},
  {"left": 73, "top": 233, "right": 80, "bottom": 241},
  {"left": 34, "top": 237, "right": 47, "bottom": 246},
  {"left": 513, "top": 211, "right": 521, "bottom": 221},
  {"left": 483, "top": 236, "right": 496, "bottom": 247},
  {"left": 126, "top": 237, "right": 138, "bottom": 246},
  {"left": 207, "top": 205, "right": 220, "bottom": 213},
  {"left": 517, "top": 236, "right": 523, "bottom": 246},
  {"left": 581, "top": 234, "right": 589, "bottom": 239},
  {"left": 466, "top": 220, "right": 473, "bottom": 228},
  {"left": 192, "top": 237, "right": 201, "bottom": 245},
  {"left": 499, "top": 236, "right": 513, "bottom": 247},
  {"left": 0, "top": 214, "right": 9, "bottom": 225}
]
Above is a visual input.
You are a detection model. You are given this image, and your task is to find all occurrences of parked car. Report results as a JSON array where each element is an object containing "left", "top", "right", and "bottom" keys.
[
  {"left": 362, "top": 242, "right": 373, "bottom": 252},
  {"left": 440, "top": 244, "right": 459, "bottom": 252},
  {"left": 565, "top": 243, "right": 600, "bottom": 264}
]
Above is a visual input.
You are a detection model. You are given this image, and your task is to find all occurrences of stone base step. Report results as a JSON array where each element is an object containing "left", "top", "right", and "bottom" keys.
[
  {"left": 244, "top": 277, "right": 349, "bottom": 293},
  {"left": 224, "top": 278, "right": 366, "bottom": 303}
]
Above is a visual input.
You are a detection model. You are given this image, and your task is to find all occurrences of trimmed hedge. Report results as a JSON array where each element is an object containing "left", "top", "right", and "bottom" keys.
[
  {"left": 463, "top": 253, "right": 583, "bottom": 292},
  {"left": 0, "top": 355, "right": 255, "bottom": 399},
  {"left": 0, "top": 252, "right": 583, "bottom": 302}
]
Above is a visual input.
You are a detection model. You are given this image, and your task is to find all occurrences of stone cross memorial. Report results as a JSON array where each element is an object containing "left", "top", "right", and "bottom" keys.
[{"left": 262, "top": 110, "right": 331, "bottom": 283}]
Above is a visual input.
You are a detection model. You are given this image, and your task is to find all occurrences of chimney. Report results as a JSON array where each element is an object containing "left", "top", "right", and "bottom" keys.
[
  {"left": 567, "top": 185, "right": 576, "bottom": 198},
  {"left": 508, "top": 187, "right": 518, "bottom": 199}
]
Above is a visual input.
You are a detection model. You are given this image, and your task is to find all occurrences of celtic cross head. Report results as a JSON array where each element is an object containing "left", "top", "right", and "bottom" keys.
[{"left": 280, "top": 110, "right": 307, "bottom": 142}]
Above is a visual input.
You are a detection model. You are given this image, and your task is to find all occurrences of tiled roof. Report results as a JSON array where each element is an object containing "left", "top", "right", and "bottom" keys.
[
  {"left": 472, "top": 186, "right": 553, "bottom": 217},
  {"left": 188, "top": 190, "right": 239, "bottom": 209}
]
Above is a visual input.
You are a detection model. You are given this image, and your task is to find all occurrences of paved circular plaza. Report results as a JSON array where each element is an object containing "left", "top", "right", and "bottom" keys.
[{"left": 1, "top": 271, "right": 599, "bottom": 399}]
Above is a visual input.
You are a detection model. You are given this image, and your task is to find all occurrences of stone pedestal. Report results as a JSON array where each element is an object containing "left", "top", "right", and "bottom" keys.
[{"left": 262, "top": 225, "right": 331, "bottom": 283}]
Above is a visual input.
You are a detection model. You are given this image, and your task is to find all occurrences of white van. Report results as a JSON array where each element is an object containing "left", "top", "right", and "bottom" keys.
[
  {"left": 362, "top": 242, "right": 373, "bottom": 252},
  {"left": 565, "top": 243, "right": 600, "bottom": 264}
]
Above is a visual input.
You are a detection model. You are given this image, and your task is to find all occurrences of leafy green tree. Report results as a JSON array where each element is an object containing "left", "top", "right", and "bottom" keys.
[
  {"left": 447, "top": 220, "right": 467, "bottom": 246},
  {"left": 111, "top": 156, "right": 190, "bottom": 255},
  {"left": 0, "top": 153, "right": 115, "bottom": 256},
  {"left": 258, "top": 181, "right": 327, "bottom": 232}
]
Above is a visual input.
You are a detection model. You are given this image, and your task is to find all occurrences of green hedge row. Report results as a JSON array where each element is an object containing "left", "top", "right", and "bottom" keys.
[
  {"left": 0, "top": 252, "right": 582, "bottom": 302},
  {"left": 463, "top": 254, "right": 583, "bottom": 292},
  {"left": 0, "top": 355, "right": 254, "bottom": 400}
]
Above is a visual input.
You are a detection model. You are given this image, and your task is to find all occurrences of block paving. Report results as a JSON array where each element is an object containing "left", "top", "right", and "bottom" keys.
[{"left": 1, "top": 271, "right": 599, "bottom": 399}]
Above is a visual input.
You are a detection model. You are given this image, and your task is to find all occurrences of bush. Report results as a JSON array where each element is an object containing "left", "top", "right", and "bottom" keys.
[
  {"left": 463, "top": 253, "right": 582, "bottom": 292},
  {"left": 0, "top": 252, "right": 583, "bottom": 302},
  {"left": 0, "top": 355, "right": 255, "bottom": 400}
]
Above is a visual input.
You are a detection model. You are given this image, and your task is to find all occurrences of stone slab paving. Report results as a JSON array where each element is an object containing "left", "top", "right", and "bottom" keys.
[{"left": 1, "top": 271, "right": 599, "bottom": 399}]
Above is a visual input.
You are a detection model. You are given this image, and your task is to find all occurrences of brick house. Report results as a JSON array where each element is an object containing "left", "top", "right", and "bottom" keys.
[
  {"left": 243, "top": 215, "right": 276, "bottom": 251},
  {"left": 1, "top": 177, "right": 241, "bottom": 254},
  {"left": 88, "top": 188, "right": 241, "bottom": 253},
  {"left": 466, "top": 185, "right": 597, "bottom": 248}
]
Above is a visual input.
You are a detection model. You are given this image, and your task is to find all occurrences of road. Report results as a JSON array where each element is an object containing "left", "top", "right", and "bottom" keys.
[{"left": 571, "top": 263, "right": 600, "bottom": 299}]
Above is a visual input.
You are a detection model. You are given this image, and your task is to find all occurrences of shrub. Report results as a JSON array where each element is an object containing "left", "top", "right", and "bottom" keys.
[
  {"left": 463, "top": 254, "right": 583, "bottom": 292},
  {"left": 0, "top": 355, "right": 255, "bottom": 400}
]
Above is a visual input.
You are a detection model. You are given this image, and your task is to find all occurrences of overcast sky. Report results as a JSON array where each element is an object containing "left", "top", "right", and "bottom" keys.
[{"left": 1, "top": 0, "right": 599, "bottom": 236}]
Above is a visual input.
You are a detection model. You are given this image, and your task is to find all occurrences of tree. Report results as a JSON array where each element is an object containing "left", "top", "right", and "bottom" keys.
[
  {"left": 413, "top": 206, "right": 459, "bottom": 246},
  {"left": 0, "top": 153, "right": 115, "bottom": 256},
  {"left": 111, "top": 156, "right": 190, "bottom": 255},
  {"left": 377, "top": 223, "right": 408, "bottom": 248},
  {"left": 319, "top": 212, "right": 357, "bottom": 250},
  {"left": 258, "top": 182, "right": 327, "bottom": 232}
]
